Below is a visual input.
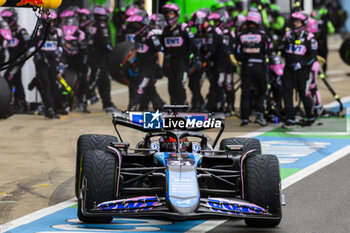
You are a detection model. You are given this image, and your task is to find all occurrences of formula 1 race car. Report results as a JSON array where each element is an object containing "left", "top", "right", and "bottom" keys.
[{"left": 75, "top": 106, "right": 283, "bottom": 227}]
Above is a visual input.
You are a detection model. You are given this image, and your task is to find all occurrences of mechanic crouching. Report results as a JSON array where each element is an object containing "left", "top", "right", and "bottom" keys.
[
  {"left": 236, "top": 11, "right": 269, "bottom": 127},
  {"left": 126, "top": 10, "right": 165, "bottom": 111},
  {"left": 279, "top": 11, "right": 317, "bottom": 127}
]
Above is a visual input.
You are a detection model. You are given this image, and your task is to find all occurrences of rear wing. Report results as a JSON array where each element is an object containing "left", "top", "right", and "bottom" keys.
[
  {"left": 112, "top": 107, "right": 225, "bottom": 148},
  {"left": 0, "top": 0, "right": 62, "bottom": 9},
  {"left": 112, "top": 110, "right": 225, "bottom": 133}
]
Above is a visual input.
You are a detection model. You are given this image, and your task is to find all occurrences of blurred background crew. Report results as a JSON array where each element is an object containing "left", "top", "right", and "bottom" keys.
[
  {"left": 126, "top": 10, "right": 164, "bottom": 111},
  {"left": 89, "top": 6, "right": 118, "bottom": 113},
  {"left": 0, "top": 19, "right": 11, "bottom": 65},
  {"left": 311, "top": 1, "right": 335, "bottom": 72},
  {"left": 161, "top": 3, "right": 200, "bottom": 105},
  {"left": 188, "top": 8, "right": 210, "bottom": 112},
  {"left": 32, "top": 12, "right": 62, "bottom": 119},
  {"left": 209, "top": 8, "right": 237, "bottom": 116},
  {"left": 116, "top": 7, "right": 140, "bottom": 43},
  {"left": 280, "top": 11, "right": 318, "bottom": 127},
  {"left": 1, "top": 8, "right": 30, "bottom": 113},
  {"left": 236, "top": 11, "right": 269, "bottom": 127},
  {"left": 139, "top": 13, "right": 166, "bottom": 111},
  {"left": 202, "top": 9, "right": 226, "bottom": 113}
]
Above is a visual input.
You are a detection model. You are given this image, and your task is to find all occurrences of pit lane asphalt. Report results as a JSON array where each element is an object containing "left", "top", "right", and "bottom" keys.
[
  {"left": 208, "top": 153, "right": 350, "bottom": 233},
  {"left": 1, "top": 37, "right": 350, "bottom": 231}
]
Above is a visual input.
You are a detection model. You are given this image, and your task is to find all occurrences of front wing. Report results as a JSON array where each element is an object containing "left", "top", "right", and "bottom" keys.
[{"left": 80, "top": 195, "right": 280, "bottom": 221}]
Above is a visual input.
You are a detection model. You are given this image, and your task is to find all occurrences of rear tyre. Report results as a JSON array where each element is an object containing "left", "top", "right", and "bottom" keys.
[
  {"left": 219, "top": 138, "right": 262, "bottom": 156},
  {"left": 0, "top": 76, "right": 11, "bottom": 119},
  {"left": 244, "top": 154, "right": 282, "bottom": 227},
  {"left": 78, "top": 150, "right": 116, "bottom": 223},
  {"left": 75, "top": 134, "right": 118, "bottom": 198}
]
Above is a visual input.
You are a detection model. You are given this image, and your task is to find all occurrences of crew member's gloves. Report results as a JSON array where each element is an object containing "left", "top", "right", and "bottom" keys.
[
  {"left": 57, "top": 62, "right": 65, "bottom": 75},
  {"left": 34, "top": 52, "right": 42, "bottom": 61},
  {"left": 194, "top": 56, "right": 202, "bottom": 69},
  {"left": 229, "top": 54, "right": 241, "bottom": 67},
  {"left": 188, "top": 56, "right": 202, "bottom": 75},
  {"left": 317, "top": 55, "right": 326, "bottom": 66},
  {"left": 291, "top": 62, "right": 302, "bottom": 71},
  {"left": 7, "top": 74, "right": 14, "bottom": 81},
  {"left": 107, "top": 44, "right": 113, "bottom": 52}
]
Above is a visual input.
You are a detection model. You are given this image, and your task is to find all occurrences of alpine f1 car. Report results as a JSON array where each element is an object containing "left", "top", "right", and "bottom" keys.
[{"left": 75, "top": 106, "right": 283, "bottom": 227}]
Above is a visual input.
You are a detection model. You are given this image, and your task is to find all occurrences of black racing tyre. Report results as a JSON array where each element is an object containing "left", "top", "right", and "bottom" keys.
[
  {"left": 340, "top": 37, "right": 350, "bottom": 65},
  {"left": 219, "top": 138, "right": 262, "bottom": 156},
  {"left": 75, "top": 134, "right": 118, "bottom": 198},
  {"left": 108, "top": 41, "right": 135, "bottom": 85},
  {"left": 63, "top": 68, "right": 78, "bottom": 88},
  {"left": 243, "top": 154, "right": 282, "bottom": 227},
  {"left": 0, "top": 76, "right": 11, "bottom": 119},
  {"left": 78, "top": 150, "right": 116, "bottom": 223}
]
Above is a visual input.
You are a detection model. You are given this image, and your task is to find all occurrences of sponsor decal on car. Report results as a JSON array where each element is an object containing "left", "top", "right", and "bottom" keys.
[{"left": 143, "top": 110, "right": 222, "bottom": 129}]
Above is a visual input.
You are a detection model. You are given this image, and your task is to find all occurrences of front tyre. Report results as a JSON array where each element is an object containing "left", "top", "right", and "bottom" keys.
[
  {"left": 78, "top": 150, "right": 116, "bottom": 223},
  {"left": 75, "top": 134, "right": 118, "bottom": 198},
  {"left": 244, "top": 154, "right": 282, "bottom": 227}
]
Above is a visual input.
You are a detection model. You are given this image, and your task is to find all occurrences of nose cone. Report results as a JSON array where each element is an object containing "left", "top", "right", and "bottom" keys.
[{"left": 167, "top": 166, "right": 200, "bottom": 215}]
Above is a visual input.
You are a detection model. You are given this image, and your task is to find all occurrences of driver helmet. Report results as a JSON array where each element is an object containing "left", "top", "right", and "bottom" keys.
[{"left": 160, "top": 136, "right": 190, "bottom": 152}]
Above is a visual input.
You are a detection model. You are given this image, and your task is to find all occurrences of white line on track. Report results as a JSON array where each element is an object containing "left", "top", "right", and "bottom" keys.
[
  {"left": 187, "top": 144, "right": 350, "bottom": 232},
  {"left": 282, "top": 144, "right": 350, "bottom": 189},
  {"left": 1, "top": 96, "right": 350, "bottom": 233},
  {"left": 326, "top": 70, "right": 346, "bottom": 76},
  {"left": 186, "top": 96, "right": 350, "bottom": 232},
  {"left": 186, "top": 219, "right": 228, "bottom": 233},
  {"left": 0, "top": 199, "right": 76, "bottom": 233},
  {"left": 324, "top": 95, "right": 350, "bottom": 108},
  {"left": 328, "top": 76, "right": 349, "bottom": 83},
  {"left": 0, "top": 194, "right": 12, "bottom": 197},
  {"left": 286, "top": 132, "right": 350, "bottom": 136}
]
